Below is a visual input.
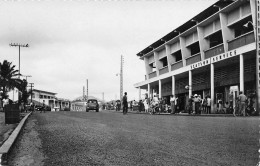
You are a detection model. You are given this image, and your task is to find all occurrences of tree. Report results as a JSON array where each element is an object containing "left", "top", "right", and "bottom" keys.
[
  {"left": 0, "top": 60, "right": 21, "bottom": 100},
  {"left": 19, "top": 79, "right": 30, "bottom": 104}
]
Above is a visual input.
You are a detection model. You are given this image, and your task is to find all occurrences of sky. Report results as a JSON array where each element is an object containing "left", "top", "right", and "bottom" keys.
[{"left": 0, "top": 0, "right": 217, "bottom": 101}]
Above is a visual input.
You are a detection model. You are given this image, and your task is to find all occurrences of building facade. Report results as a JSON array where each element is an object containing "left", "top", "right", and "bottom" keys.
[
  {"left": 134, "top": 0, "right": 260, "bottom": 112},
  {"left": 30, "top": 89, "right": 70, "bottom": 110}
]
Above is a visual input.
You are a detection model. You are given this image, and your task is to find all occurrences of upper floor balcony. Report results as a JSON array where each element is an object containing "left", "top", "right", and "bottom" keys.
[
  {"left": 159, "top": 66, "right": 169, "bottom": 75},
  {"left": 228, "top": 31, "right": 255, "bottom": 51},
  {"left": 185, "top": 53, "right": 201, "bottom": 66},
  {"left": 204, "top": 44, "right": 224, "bottom": 59},
  {"left": 171, "top": 60, "right": 183, "bottom": 71},
  {"left": 148, "top": 71, "right": 157, "bottom": 79}
]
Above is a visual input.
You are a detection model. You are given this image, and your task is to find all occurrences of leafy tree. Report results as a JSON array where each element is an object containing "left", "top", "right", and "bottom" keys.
[{"left": 0, "top": 60, "right": 22, "bottom": 100}]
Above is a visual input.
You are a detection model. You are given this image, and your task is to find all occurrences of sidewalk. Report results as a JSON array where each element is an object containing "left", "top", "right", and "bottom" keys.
[
  {"left": 0, "top": 111, "right": 31, "bottom": 165},
  {"left": 0, "top": 112, "right": 17, "bottom": 147}
]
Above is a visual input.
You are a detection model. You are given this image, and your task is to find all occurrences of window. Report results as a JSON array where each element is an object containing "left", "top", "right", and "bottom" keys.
[
  {"left": 172, "top": 50, "right": 182, "bottom": 62},
  {"left": 208, "top": 31, "right": 223, "bottom": 48},
  {"left": 188, "top": 42, "right": 200, "bottom": 56},
  {"left": 149, "top": 63, "right": 156, "bottom": 72},
  {"left": 160, "top": 57, "right": 168, "bottom": 67}
]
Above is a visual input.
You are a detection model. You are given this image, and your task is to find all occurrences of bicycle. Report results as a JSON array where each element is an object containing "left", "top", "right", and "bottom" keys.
[{"left": 148, "top": 104, "right": 160, "bottom": 115}]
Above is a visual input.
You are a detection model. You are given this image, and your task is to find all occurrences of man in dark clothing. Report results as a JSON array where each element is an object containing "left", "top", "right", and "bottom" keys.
[
  {"left": 188, "top": 96, "right": 193, "bottom": 114},
  {"left": 122, "top": 92, "right": 128, "bottom": 115}
]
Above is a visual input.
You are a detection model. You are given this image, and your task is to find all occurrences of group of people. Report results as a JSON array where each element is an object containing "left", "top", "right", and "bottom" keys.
[{"left": 186, "top": 94, "right": 211, "bottom": 115}]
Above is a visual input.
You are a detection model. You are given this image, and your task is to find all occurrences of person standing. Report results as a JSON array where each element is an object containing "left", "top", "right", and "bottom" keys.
[
  {"left": 122, "top": 92, "right": 128, "bottom": 115},
  {"left": 143, "top": 98, "right": 148, "bottom": 113},
  {"left": 206, "top": 96, "right": 211, "bottom": 114},
  {"left": 238, "top": 91, "right": 247, "bottom": 116},
  {"left": 194, "top": 94, "right": 201, "bottom": 114},
  {"left": 188, "top": 96, "right": 193, "bottom": 114},
  {"left": 170, "top": 95, "right": 175, "bottom": 114}
]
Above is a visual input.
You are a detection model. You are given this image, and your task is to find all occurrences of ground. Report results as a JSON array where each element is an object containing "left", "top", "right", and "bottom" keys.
[{"left": 7, "top": 110, "right": 259, "bottom": 166}]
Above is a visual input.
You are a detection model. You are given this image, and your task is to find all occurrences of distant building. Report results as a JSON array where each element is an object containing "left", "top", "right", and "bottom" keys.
[{"left": 30, "top": 89, "right": 70, "bottom": 110}]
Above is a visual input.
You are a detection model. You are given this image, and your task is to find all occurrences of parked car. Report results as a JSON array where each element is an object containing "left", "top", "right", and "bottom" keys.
[{"left": 86, "top": 99, "right": 99, "bottom": 112}]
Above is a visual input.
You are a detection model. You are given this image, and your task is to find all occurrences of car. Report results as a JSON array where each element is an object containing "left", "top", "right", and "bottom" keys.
[{"left": 86, "top": 99, "right": 99, "bottom": 112}]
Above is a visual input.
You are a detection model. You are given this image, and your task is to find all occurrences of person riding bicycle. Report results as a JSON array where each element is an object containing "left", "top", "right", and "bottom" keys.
[{"left": 150, "top": 95, "right": 159, "bottom": 114}]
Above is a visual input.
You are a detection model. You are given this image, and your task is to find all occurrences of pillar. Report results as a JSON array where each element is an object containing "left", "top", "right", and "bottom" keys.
[
  {"left": 172, "top": 76, "right": 175, "bottom": 95},
  {"left": 211, "top": 63, "right": 215, "bottom": 112},
  {"left": 240, "top": 54, "right": 244, "bottom": 93},
  {"left": 159, "top": 80, "right": 162, "bottom": 98},
  {"left": 189, "top": 70, "right": 192, "bottom": 97},
  {"left": 148, "top": 83, "right": 151, "bottom": 98}
]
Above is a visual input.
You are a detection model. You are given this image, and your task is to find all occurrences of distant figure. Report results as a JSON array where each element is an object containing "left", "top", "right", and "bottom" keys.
[
  {"left": 143, "top": 98, "right": 149, "bottom": 113},
  {"left": 122, "top": 92, "right": 128, "bottom": 115},
  {"left": 188, "top": 96, "right": 193, "bottom": 114},
  {"left": 238, "top": 91, "right": 247, "bottom": 116},
  {"left": 170, "top": 95, "right": 175, "bottom": 114},
  {"left": 206, "top": 96, "right": 211, "bottom": 114}
]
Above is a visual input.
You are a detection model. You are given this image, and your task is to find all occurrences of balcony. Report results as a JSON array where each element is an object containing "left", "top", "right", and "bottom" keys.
[
  {"left": 171, "top": 60, "right": 183, "bottom": 71},
  {"left": 149, "top": 71, "right": 157, "bottom": 79},
  {"left": 159, "top": 66, "right": 169, "bottom": 75},
  {"left": 228, "top": 31, "right": 255, "bottom": 51},
  {"left": 185, "top": 53, "right": 201, "bottom": 66},
  {"left": 204, "top": 44, "right": 224, "bottom": 59}
]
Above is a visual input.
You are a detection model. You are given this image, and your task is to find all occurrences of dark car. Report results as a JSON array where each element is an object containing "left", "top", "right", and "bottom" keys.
[{"left": 86, "top": 99, "right": 99, "bottom": 112}]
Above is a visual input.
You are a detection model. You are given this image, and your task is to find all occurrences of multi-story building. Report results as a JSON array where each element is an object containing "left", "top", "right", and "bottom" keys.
[{"left": 134, "top": 0, "right": 260, "bottom": 112}]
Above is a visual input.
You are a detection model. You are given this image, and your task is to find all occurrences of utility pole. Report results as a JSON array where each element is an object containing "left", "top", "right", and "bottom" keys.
[
  {"left": 21, "top": 75, "right": 32, "bottom": 82},
  {"left": 9, "top": 43, "right": 29, "bottom": 79},
  {"left": 83, "top": 86, "right": 85, "bottom": 101},
  {"left": 120, "top": 55, "right": 124, "bottom": 100},
  {"left": 86, "top": 79, "right": 88, "bottom": 101},
  {"left": 28, "top": 83, "right": 34, "bottom": 103},
  {"left": 102, "top": 92, "right": 104, "bottom": 102}
]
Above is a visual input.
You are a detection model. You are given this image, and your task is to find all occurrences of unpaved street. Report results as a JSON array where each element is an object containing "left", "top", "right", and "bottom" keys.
[{"left": 8, "top": 111, "right": 259, "bottom": 166}]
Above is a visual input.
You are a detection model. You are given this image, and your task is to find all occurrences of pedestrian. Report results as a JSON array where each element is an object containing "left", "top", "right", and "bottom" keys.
[
  {"left": 188, "top": 96, "right": 193, "bottom": 114},
  {"left": 206, "top": 96, "right": 211, "bottom": 114},
  {"left": 193, "top": 94, "right": 201, "bottom": 114},
  {"left": 238, "top": 91, "right": 247, "bottom": 116},
  {"left": 175, "top": 95, "right": 179, "bottom": 113},
  {"left": 202, "top": 97, "right": 207, "bottom": 114},
  {"left": 122, "top": 92, "right": 128, "bottom": 115},
  {"left": 170, "top": 95, "right": 175, "bottom": 114},
  {"left": 41, "top": 103, "right": 46, "bottom": 113},
  {"left": 143, "top": 98, "right": 148, "bottom": 113}
]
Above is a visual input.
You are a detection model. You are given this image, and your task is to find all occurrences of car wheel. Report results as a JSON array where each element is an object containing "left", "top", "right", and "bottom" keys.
[
  {"left": 96, "top": 109, "right": 99, "bottom": 112},
  {"left": 86, "top": 109, "right": 89, "bottom": 112}
]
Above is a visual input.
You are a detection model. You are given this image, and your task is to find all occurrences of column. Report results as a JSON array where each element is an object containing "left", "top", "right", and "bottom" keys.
[
  {"left": 172, "top": 76, "right": 175, "bottom": 95},
  {"left": 240, "top": 54, "right": 244, "bottom": 93},
  {"left": 159, "top": 80, "right": 162, "bottom": 98},
  {"left": 210, "top": 63, "right": 215, "bottom": 112},
  {"left": 189, "top": 70, "right": 192, "bottom": 97},
  {"left": 148, "top": 83, "right": 151, "bottom": 98}
]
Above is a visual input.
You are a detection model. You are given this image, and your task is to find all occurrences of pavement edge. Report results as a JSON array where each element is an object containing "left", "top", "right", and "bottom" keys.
[{"left": 0, "top": 112, "right": 31, "bottom": 165}]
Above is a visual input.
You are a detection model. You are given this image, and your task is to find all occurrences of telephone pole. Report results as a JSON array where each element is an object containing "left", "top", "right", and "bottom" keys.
[
  {"left": 28, "top": 83, "right": 34, "bottom": 103},
  {"left": 120, "top": 55, "right": 124, "bottom": 100},
  {"left": 86, "top": 79, "right": 88, "bottom": 101},
  {"left": 9, "top": 43, "right": 29, "bottom": 79}
]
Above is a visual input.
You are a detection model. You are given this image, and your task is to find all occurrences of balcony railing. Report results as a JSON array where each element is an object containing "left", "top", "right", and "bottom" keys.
[
  {"left": 171, "top": 60, "right": 183, "bottom": 71},
  {"left": 159, "top": 66, "right": 169, "bottom": 75},
  {"left": 148, "top": 71, "right": 157, "bottom": 79},
  {"left": 228, "top": 31, "right": 255, "bottom": 51},
  {"left": 185, "top": 53, "right": 201, "bottom": 65},
  {"left": 204, "top": 44, "right": 224, "bottom": 59}
]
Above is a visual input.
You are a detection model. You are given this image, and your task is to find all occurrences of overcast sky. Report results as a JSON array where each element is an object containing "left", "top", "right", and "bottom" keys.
[{"left": 0, "top": 0, "right": 217, "bottom": 101}]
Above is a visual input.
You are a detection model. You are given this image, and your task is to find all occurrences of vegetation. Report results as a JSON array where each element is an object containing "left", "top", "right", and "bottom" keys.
[{"left": 0, "top": 60, "right": 30, "bottom": 105}]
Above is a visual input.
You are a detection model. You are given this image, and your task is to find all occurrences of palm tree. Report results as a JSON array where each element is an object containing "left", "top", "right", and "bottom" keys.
[{"left": 0, "top": 60, "right": 22, "bottom": 100}]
